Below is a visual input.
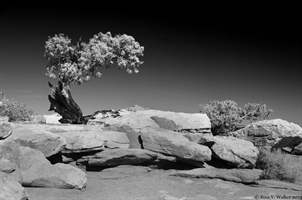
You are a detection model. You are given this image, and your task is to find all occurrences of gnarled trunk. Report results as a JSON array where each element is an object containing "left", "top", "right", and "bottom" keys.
[{"left": 48, "top": 80, "right": 100, "bottom": 124}]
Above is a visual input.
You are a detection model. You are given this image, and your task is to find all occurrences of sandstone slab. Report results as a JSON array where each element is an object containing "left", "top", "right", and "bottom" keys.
[
  {"left": 199, "top": 136, "right": 259, "bottom": 168},
  {"left": 104, "top": 125, "right": 142, "bottom": 148},
  {"left": 89, "top": 108, "right": 211, "bottom": 133},
  {"left": 53, "top": 130, "right": 129, "bottom": 153},
  {"left": 5, "top": 124, "right": 66, "bottom": 157},
  {"left": 231, "top": 119, "right": 302, "bottom": 149},
  {"left": 78, "top": 148, "right": 158, "bottom": 167},
  {"left": 140, "top": 128, "right": 212, "bottom": 163},
  {"left": 19, "top": 147, "right": 87, "bottom": 189},
  {"left": 0, "top": 175, "right": 28, "bottom": 200},
  {"left": 172, "top": 168, "right": 262, "bottom": 184}
]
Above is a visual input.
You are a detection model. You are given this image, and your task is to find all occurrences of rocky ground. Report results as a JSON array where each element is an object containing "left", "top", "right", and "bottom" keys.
[
  {"left": 1, "top": 107, "right": 302, "bottom": 200},
  {"left": 25, "top": 164, "right": 302, "bottom": 200}
]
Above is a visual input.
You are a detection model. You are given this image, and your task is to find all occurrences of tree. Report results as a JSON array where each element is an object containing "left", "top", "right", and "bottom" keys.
[
  {"left": 44, "top": 32, "right": 144, "bottom": 124},
  {"left": 199, "top": 100, "right": 273, "bottom": 135}
]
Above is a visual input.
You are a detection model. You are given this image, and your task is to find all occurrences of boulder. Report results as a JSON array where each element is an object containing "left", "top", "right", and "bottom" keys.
[
  {"left": 104, "top": 125, "right": 142, "bottom": 149},
  {"left": 293, "top": 142, "right": 302, "bottom": 155},
  {"left": 0, "top": 141, "right": 20, "bottom": 173},
  {"left": 53, "top": 130, "right": 130, "bottom": 153},
  {"left": 271, "top": 136, "right": 302, "bottom": 153},
  {"left": 43, "top": 113, "right": 61, "bottom": 124},
  {"left": 150, "top": 116, "right": 178, "bottom": 131},
  {"left": 19, "top": 147, "right": 87, "bottom": 189},
  {"left": 78, "top": 148, "right": 158, "bottom": 167},
  {"left": 89, "top": 108, "right": 211, "bottom": 133},
  {"left": 231, "top": 119, "right": 302, "bottom": 149},
  {"left": 0, "top": 175, "right": 28, "bottom": 200},
  {"left": 140, "top": 128, "right": 212, "bottom": 164},
  {"left": 0, "top": 123, "right": 12, "bottom": 140},
  {"left": 199, "top": 136, "right": 259, "bottom": 168},
  {"left": 172, "top": 168, "right": 262, "bottom": 184},
  {"left": 4, "top": 124, "right": 66, "bottom": 157}
]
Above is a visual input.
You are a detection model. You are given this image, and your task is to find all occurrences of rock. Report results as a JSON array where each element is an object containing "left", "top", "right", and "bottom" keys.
[
  {"left": 0, "top": 123, "right": 12, "bottom": 140},
  {"left": 140, "top": 128, "right": 212, "bottom": 164},
  {"left": 53, "top": 130, "right": 130, "bottom": 153},
  {"left": 78, "top": 148, "right": 158, "bottom": 167},
  {"left": 0, "top": 170, "right": 23, "bottom": 185},
  {"left": 199, "top": 136, "right": 259, "bottom": 168},
  {"left": 253, "top": 180, "right": 302, "bottom": 191},
  {"left": 4, "top": 124, "right": 66, "bottom": 157},
  {"left": 89, "top": 108, "right": 211, "bottom": 133},
  {"left": 231, "top": 119, "right": 302, "bottom": 149},
  {"left": 0, "top": 141, "right": 20, "bottom": 174},
  {"left": 0, "top": 175, "right": 28, "bottom": 200},
  {"left": 104, "top": 125, "right": 142, "bottom": 148},
  {"left": 150, "top": 116, "right": 178, "bottom": 130},
  {"left": 29, "top": 115, "right": 46, "bottom": 124},
  {"left": 293, "top": 142, "right": 302, "bottom": 155},
  {"left": 19, "top": 147, "right": 87, "bottom": 189},
  {"left": 271, "top": 136, "right": 302, "bottom": 152},
  {"left": 43, "top": 113, "right": 61, "bottom": 124},
  {"left": 172, "top": 168, "right": 262, "bottom": 184}
]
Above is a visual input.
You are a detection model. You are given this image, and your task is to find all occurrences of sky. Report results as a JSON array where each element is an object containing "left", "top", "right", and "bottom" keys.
[{"left": 0, "top": 6, "right": 301, "bottom": 125}]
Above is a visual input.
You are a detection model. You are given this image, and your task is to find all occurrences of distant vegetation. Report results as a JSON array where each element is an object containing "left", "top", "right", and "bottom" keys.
[
  {"left": 199, "top": 100, "right": 273, "bottom": 135},
  {"left": 0, "top": 91, "right": 35, "bottom": 122},
  {"left": 256, "top": 149, "right": 301, "bottom": 183}
]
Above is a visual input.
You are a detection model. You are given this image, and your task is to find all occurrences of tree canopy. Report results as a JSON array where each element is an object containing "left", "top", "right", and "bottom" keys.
[{"left": 44, "top": 32, "right": 144, "bottom": 86}]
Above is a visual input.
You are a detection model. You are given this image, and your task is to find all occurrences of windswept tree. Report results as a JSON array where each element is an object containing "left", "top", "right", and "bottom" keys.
[{"left": 44, "top": 32, "right": 144, "bottom": 124}]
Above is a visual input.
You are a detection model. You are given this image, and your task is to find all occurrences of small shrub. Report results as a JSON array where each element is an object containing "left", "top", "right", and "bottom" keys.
[
  {"left": 0, "top": 91, "right": 35, "bottom": 122},
  {"left": 199, "top": 100, "right": 273, "bottom": 135},
  {"left": 256, "top": 149, "right": 301, "bottom": 183}
]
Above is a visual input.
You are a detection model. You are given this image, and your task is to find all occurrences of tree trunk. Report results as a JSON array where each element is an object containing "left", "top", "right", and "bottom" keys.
[{"left": 48, "top": 80, "right": 100, "bottom": 124}]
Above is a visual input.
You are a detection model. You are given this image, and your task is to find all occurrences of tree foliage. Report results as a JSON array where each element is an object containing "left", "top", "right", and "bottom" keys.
[
  {"left": 44, "top": 32, "right": 144, "bottom": 86},
  {"left": 199, "top": 100, "right": 273, "bottom": 135}
]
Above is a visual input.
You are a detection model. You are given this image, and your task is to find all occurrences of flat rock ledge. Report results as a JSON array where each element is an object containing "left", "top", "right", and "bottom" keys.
[
  {"left": 171, "top": 168, "right": 262, "bottom": 184},
  {"left": 252, "top": 180, "right": 302, "bottom": 191}
]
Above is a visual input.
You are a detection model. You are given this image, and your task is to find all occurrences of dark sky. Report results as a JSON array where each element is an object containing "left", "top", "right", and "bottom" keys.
[{"left": 0, "top": 5, "right": 301, "bottom": 125}]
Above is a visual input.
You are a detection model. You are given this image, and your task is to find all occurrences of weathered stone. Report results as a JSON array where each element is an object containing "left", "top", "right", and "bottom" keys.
[
  {"left": 89, "top": 108, "right": 211, "bottom": 133},
  {"left": 78, "top": 148, "right": 158, "bottom": 167},
  {"left": 43, "top": 113, "right": 61, "bottom": 124},
  {"left": 172, "top": 168, "right": 262, "bottom": 184},
  {"left": 0, "top": 175, "right": 28, "bottom": 200},
  {"left": 253, "top": 180, "right": 302, "bottom": 191},
  {"left": 231, "top": 119, "right": 302, "bottom": 149},
  {"left": 293, "top": 142, "right": 302, "bottom": 155},
  {"left": 104, "top": 125, "right": 142, "bottom": 149},
  {"left": 0, "top": 170, "right": 23, "bottom": 184},
  {"left": 0, "top": 123, "right": 12, "bottom": 140},
  {"left": 140, "top": 128, "right": 212, "bottom": 164},
  {"left": 19, "top": 147, "right": 87, "bottom": 189},
  {"left": 53, "top": 130, "right": 129, "bottom": 153},
  {"left": 199, "top": 136, "right": 259, "bottom": 168},
  {"left": 0, "top": 141, "right": 20, "bottom": 173},
  {"left": 5, "top": 124, "right": 66, "bottom": 157},
  {"left": 151, "top": 116, "right": 178, "bottom": 130},
  {"left": 271, "top": 136, "right": 302, "bottom": 152}
]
